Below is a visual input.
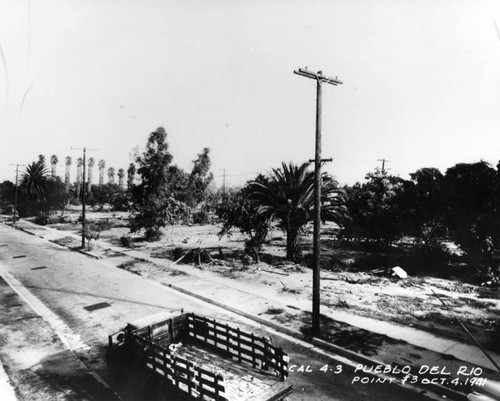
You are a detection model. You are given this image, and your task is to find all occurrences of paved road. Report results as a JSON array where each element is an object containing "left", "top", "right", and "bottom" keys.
[{"left": 0, "top": 224, "right": 439, "bottom": 400}]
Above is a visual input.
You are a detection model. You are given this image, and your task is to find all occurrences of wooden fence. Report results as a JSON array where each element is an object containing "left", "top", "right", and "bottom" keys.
[
  {"left": 129, "top": 331, "right": 227, "bottom": 400},
  {"left": 186, "top": 313, "right": 289, "bottom": 381},
  {"left": 108, "top": 312, "right": 289, "bottom": 400}
]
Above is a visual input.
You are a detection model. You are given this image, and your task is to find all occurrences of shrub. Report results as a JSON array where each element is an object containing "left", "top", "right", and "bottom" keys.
[
  {"left": 192, "top": 209, "right": 210, "bottom": 225},
  {"left": 96, "top": 219, "right": 113, "bottom": 231},
  {"left": 172, "top": 247, "right": 184, "bottom": 260},
  {"left": 34, "top": 213, "right": 49, "bottom": 226},
  {"left": 82, "top": 222, "right": 103, "bottom": 250},
  {"left": 120, "top": 236, "right": 131, "bottom": 247},
  {"left": 145, "top": 227, "right": 162, "bottom": 242}
]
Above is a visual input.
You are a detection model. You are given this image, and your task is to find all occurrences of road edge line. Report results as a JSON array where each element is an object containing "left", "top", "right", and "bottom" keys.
[{"left": 0, "top": 262, "right": 121, "bottom": 400}]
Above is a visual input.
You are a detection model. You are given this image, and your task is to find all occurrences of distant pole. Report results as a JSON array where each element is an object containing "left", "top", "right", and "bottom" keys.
[
  {"left": 294, "top": 67, "right": 342, "bottom": 335},
  {"left": 72, "top": 147, "right": 98, "bottom": 248},
  {"left": 377, "top": 158, "right": 390, "bottom": 174},
  {"left": 82, "top": 147, "right": 86, "bottom": 248}
]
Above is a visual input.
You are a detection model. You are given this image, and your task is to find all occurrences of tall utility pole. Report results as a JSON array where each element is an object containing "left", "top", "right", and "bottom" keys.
[
  {"left": 377, "top": 158, "right": 390, "bottom": 174},
  {"left": 72, "top": 147, "right": 98, "bottom": 248},
  {"left": 8, "top": 164, "right": 26, "bottom": 225},
  {"left": 294, "top": 67, "right": 342, "bottom": 335}
]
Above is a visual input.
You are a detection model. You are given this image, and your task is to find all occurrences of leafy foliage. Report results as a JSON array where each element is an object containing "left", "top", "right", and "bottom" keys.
[
  {"left": 341, "top": 170, "right": 404, "bottom": 247},
  {"left": 217, "top": 178, "right": 270, "bottom": 262},
  {"left": 399, "top": 167, "right": 446, "bottom": 246},
  {"left": 0, "top": 181, "right": 15, "bottom": 213},
  {"left": 128, "top": 127, "right": 195, "bottom": 239},
  {"left": 248, "top": 162, "right": 350, "bottom": 262},
  {"left": 20, "top": 161, "right": 51, "bottom": 203},
  {"left": 16, "top": 161, "right": 70, "bottom": 216},
  {"left": 90, "top": 184, "right": 128, "bottom": 211},
  {"left": 186, "top": 147, "right": 214, "bottom": 206},
  {"left": 442, "top": 161, "right": 500, "bottom": 281},
  {"left": 129, "top": 127, "right": 173, "bottom": 239}
]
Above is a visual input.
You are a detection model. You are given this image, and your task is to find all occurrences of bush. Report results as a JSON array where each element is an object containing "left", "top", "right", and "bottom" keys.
[
  {"left": 120, "top": 236, "right": 131, "bottom": 247},
  {"left": 192, "top": 209, "right": 210, "bottom": 225},
  {"left": 145, "top": 227, "right": 162, "bottom": 242},
  {"left": 96, "top": 219, "right": 113, "bottom": 231},
  {"left": 172, "top": 247, "right": 184, "bottom": 261},
  {"left": 34, "top": 213, "right": 49, "bottom": 226}
]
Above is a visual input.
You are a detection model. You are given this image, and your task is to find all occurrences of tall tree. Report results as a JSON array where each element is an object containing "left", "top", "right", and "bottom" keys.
[
  {"left": 249, "top": 162, "right": 350, "bottom": 261},
  {"left": 64, "top": 156, "right": 72, "bottom": 192},
  {"left": 50, "top": 155, "right": 58, "bottom": 177},
  {"left": 76, "top": 157, "right": 83, "bottom": 184},
  {"left": 20, "top": 161, "right": 51, "bottom": 204},
  {"left": 127, "top": 163, "right": 136, "bottom": 188},
  {"left": 129, "top": 127, "right": 175, "bottom": 240},
  {"left": 443, "top": 161, "right": 500, "bottom": 277},
  {"left": 399, "top": 167, "right": 445, "bottom": 246},
  {"left": 186, "top": 147, "right": 214, "bottom": 206},
  {"left": 107, "top": 167, "right": 115, "bottom": 184},
  {"left": 87, "top": 157, "right": 95, "bottom": 192},
  {"left": 341, "top": 169, "right": 404, "bottom": 247},
  {"left": 117, "top": 168, "right": 125, "bottom": 188},
  {"left": 76, "top": 157, "right": 83, "bottom": 198},
  {"left": 98, "top": 159, "right": 106, "bottom": 186},
  {"left": 38, "top": 154, "right": 46, "bottom": 165}
]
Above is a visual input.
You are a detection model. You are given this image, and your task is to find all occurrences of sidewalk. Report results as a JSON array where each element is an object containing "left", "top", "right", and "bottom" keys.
[{"left": 8, "top": 218, "right": 500, "bottom": 374}]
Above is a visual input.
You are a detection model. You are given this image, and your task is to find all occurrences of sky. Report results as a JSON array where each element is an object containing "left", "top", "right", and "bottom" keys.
[{"left": 1, "top": 0, "right": 500, "bottom": 188}]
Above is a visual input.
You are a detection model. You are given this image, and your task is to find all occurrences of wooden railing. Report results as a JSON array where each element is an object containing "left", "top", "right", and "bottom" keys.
[
  {"left": 109, "top": 312, "right": 289, "bottom": 400},
  {"left": 187, "top": 313, "right": 289, "bottom": 381},
  {"left": 129, "top": 332, "right": 227, "bottom": 400}
]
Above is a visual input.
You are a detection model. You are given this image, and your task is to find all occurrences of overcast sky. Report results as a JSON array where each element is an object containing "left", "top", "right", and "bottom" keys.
[{"left": 1, "top": 0, "right": 500, "bottom": 187}]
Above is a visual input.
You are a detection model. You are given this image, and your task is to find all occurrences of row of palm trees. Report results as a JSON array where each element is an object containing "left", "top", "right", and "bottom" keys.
[{"left": 40, "top": 155, "right": 126, "bottom": 188}]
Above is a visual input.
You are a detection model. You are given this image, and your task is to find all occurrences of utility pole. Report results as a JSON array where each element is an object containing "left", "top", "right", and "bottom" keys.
[
  {"left": 294, "top": 67, "right": 342, "bottom": 335},
  {"left": 72, "top": 147, "right": 98, "bottom": 248},
  {"left": 8, "top": 164, "right": 26, "bottom": 225},
  {"left": 377, "top": 158, "right": 390, "bottom": 174}
]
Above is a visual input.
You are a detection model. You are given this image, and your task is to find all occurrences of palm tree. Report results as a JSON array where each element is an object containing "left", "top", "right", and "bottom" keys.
[
  {"left": 76, "top": 157, "right": 83, "bottom": 198},
  {"left": 248, "top": 162, "right": 350, "bottom": 262},
  {"left": 127, "top": 163, "right": 136, "bottom": 188},
  {"left": 98, "top": 159, "right": 106, "bottom": 186},
  {"left": 65, "top": 156, "right": 72, "bottom": 192},
  {"left": 20, "top": 161, "right": 51, "bottom": 203},
  {"left": 76, "top": 157, "right": 83, "bottom": 185},
  {"left": 87, "top": 157, "right": 95, "bottom": 192},
  {"left": 50, "top": 155, "right": 58, "bottom": 177},
  {"left": 107, "top": 167, "right": 115, "bottom": 184},
  {"left": 38, "top": 154, "right": 46, "bottom": 165},
  {"left": 117, "top": 168, "right": 125, "bottom": 188}
]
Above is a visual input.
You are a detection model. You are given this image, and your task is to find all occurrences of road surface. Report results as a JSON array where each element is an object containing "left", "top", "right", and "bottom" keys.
[{"left": 0, "top": 223, "right": 437, "bottom": 400}]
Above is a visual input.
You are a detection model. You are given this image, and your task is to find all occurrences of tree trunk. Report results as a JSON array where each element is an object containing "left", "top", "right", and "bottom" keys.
[{"left": 286, "top": 228, "right": 302, "bottom": 262}]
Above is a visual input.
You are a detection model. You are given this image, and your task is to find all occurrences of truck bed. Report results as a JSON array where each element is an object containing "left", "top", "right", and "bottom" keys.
[
  {"left": 174, "top": 343, "right": 280, "bottom": 401},
  {"left": 109, "top": 312, "right": 292, "bottom": 401}
]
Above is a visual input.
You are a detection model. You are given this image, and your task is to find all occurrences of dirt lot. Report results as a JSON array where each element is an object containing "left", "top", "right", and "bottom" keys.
[{"left": 42, "top": 209, "right": 500, "bottom": 358}]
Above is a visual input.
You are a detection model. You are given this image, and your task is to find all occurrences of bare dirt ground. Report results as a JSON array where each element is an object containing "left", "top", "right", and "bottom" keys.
[{"left": 44, "top": 209, "right": 500, "bottom": 358}]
